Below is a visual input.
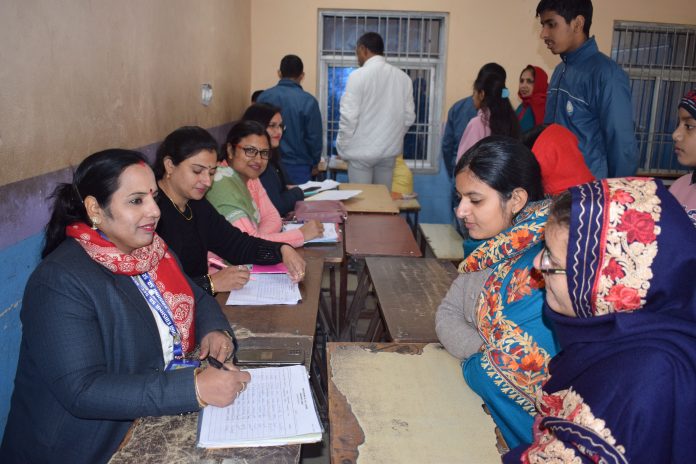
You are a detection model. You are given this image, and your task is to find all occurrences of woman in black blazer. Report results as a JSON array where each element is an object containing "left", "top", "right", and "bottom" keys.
[{"left": 1, "top": 150, "right": 249, "bottom": 464}]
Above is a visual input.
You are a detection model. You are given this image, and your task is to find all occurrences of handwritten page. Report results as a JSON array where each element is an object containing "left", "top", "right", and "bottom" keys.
[
  {"left": 305, "top": 189, "right": 361, "bottom": 201},
  {"left": 283, "top": 222, "right": 339, "bottom": 244},
  {"left": 225, "top": 274, "right": 301, "bottom": 305},
  {"left": 197, "top": 365, "right": 323, "bottom": 448}
]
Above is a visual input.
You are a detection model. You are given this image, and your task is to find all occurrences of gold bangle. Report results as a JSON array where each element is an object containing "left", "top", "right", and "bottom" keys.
[
  {"left": 193, "top": 367, "right": 208, "bottom": 408},
  {"left": 207, "top": 274, "right": 216, "bottom": 296}
]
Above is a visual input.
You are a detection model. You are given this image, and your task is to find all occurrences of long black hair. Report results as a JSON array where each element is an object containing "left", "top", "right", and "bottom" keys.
[
  {"left": 43, "top": 149, "right": 148, "bottom": 258},
  {"left": 474, "top": 63, "right": 521, "bottom": 140},
  {"left": 455, "top": 135, "right": 543, "bottom": 204},
  {"left": 153, "top": 126, "right": 218, "bottom": 179}
]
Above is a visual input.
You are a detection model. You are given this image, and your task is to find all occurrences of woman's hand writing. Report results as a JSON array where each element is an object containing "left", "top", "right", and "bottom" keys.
[{"left": 210, "top": 265, "right": 250, "bottom": 292}]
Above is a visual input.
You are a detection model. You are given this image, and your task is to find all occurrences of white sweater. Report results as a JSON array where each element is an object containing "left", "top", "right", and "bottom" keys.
[{"left": 336, "top": 55, "right": 415, "bottom": 161}]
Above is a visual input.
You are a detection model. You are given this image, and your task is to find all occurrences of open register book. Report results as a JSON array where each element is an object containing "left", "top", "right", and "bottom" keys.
[{"left": 197, "top": 365, "right": 323, "bottom": 448}]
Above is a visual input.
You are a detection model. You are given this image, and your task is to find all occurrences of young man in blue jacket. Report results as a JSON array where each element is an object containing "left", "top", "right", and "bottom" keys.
[
  {"left": 258, "top": 55, "right": 323, "bottom": 184},
  {"left": 536, "top": 0, "right": 638, "bottom": 178}
]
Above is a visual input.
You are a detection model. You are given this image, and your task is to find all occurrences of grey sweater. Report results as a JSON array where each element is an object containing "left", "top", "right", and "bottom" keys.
[{"left": 435, "top": 268, "right": 494, "bottom": 361}]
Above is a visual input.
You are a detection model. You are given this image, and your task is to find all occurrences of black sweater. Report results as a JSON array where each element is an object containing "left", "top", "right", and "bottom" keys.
[{"left": 156, "top": 193, "right": 284, "bottom": 291}]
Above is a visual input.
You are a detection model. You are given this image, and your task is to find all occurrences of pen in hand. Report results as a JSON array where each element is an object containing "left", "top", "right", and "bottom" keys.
[{"left": 206, "top": 355, "right": 232, "bottom": 371}]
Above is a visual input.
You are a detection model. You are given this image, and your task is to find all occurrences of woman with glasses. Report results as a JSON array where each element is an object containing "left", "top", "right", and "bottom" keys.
[
  {"left": 504, "top": 178, "right": 696, "bottom": 462},
  {"left": 436, "top": 136, "right": 558, "bottom": 449},
  {"left": 242, "top": 103, "right": 304, "bottom": 216},
  {"left": 154, "top": 126, "right": 306, "bottom": 296},
  {"left": 207, "top": 120, "right": 323, "bottom": 248}
]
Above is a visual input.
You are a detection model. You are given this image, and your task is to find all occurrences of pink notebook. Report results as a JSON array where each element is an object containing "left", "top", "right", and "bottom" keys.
[{"left": 250, "top": 263, "right": 288, "bottom": 274}]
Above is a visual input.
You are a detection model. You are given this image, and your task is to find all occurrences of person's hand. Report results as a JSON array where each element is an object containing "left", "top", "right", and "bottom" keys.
[
  {"left": 311, "top": 165, "right": 320, "bottom": 177},
  {"left": 210, "top": 265, "right": 250, "bottom": 292},
  {"left": 196, "top": 365, "right": 251, "bottom": 408},
  {"left": 199, "top": 330, "right": 234, "bottom": 363},
  {"left": 280, "top": 244, "right": 306, "bottom": 282},
  {"left": 299, "top": 220, "right": 324, "bottom": 241}
]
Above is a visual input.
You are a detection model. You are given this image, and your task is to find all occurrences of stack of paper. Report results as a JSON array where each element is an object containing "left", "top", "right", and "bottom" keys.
[
  {"left": 283, "top": 222, "right": 340, "bottom": 244},
  {"left": 225, "top": 274, "right": 301, "bottom": 305},
  {"left": 305, "top": 189, "right": 361, "bottom": 201},
  {"left": 298, "top": 179, "right": 340, "bottom": 195},
  {"left": 197, "top": 365, "right": 323, "bottom": 448}
]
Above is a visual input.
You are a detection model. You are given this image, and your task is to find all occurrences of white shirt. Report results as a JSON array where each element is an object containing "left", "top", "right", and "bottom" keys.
[{"left": 336, "top": 55, "right": 416, "bottom": 161}]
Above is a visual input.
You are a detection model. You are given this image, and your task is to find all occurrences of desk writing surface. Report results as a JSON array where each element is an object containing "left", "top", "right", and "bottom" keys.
[
  {"left": 367, "top": 257, "right": 458, "bottom": 342},
  {"left": 110, "top": 259, "right": 324, "bottom": 464},
  {"left": 328, "top": 343, "right": 500, "bottom": 464},
  {"left": 109, "top": 337, "right": 311, "bottom": 464},
  {"left": 339, "top": 183, "right": 399, "bottom": 214},
  {"left": 345, "top": 214, "right": 421, "bottom": 257},
  {"left": 216, "top": 257, "right": 323, "bottom": 339}
]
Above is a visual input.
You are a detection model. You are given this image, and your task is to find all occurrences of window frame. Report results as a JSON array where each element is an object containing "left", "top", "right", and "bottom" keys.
[{"left": 317, "top": 9, "right": 448, "bottom": 173}]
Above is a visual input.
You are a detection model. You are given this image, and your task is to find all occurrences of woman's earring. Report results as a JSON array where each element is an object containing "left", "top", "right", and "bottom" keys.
[{"left": 90, "top": 217, "right": 101, "bottom": 230}]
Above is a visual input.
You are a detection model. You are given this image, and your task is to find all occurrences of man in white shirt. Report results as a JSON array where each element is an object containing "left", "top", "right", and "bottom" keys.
[{"left": 336, "top": 32, "right": 416, "bottom": 187}]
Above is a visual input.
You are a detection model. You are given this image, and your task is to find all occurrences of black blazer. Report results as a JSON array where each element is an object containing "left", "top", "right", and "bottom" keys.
[{"left": 0, "top": 239, "right": 230, "bottom": 464}]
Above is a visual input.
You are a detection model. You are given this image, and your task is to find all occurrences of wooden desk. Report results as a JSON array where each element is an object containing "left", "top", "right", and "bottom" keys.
[
  {"left": 340, "top": 183, "right": 399, "bottom": 214},
  {"left": 327, "top": 156, "right": 348, "bottom": 180},
  {"left": 341, "top": 215, "right": 421, "bottom": 341},
  {"left": 345, "top": 214, "right": 420, "bottom": 258},
  {"left": 110, "top": 258, "right": 324, "bottom": 464},
  {"left": 328, "top": 343, "right": 500, "bottom": 463},
  {"left": 393, "top": 197, "right": 421, "bottom": 234},
  {"left": 366, "top": 257, "right": 458, "bottom": 342}
]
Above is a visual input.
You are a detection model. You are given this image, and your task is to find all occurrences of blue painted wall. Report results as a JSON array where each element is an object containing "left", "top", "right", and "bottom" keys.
[{"left": 0, "top": 234, "right": 43, "bottom": 435}]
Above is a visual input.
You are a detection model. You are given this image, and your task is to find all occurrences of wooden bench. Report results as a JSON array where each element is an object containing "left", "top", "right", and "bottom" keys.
[{"left": 418, "top": 223, "right": 464, "bottom": 262}]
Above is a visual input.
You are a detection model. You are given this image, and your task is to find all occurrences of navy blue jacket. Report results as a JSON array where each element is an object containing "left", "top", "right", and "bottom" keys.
[
  {"left": 258, "top": 79, "right": 323, "bottom": 167},
  {"left": 544, "top": 37, "right": 638, "bottom": 178},
  {"left": 440, "top": 97, "right": 477, "bottom": 178},
  {"left": 260, "top": 157, "right": 304, "bottom": 216},
  {"left": 0, "top": 240, "right": 230, "bottom": 463}
]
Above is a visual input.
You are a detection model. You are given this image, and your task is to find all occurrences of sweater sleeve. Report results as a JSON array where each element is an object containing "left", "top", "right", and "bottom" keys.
[
  {"left": 198, "top": 199, "right": 284, "bottom": 265},
  {"left": 435, "top": 271, "right": 491, "bottom": 360},
  {"left": 231, "top": 217, "right": 305, "bottom": 248}
]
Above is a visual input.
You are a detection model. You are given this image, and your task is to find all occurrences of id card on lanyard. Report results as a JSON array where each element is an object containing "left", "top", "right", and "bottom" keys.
[{"left": 132, "top": 273, "right": 200, "bottom": 371}]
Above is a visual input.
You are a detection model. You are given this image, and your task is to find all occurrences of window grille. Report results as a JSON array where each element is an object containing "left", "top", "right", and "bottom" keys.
[
  {"left": 612, "top": 21, "right": 696, "bottom": 175},
  {"left": 318, "top": 10, "right": 447, "bottom": 172}
]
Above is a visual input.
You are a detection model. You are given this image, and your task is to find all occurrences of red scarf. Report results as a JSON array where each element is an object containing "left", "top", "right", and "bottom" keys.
[
  {"left": 66, "top": 222, "right": 196, "bottom": 353},
  {"left": 517, "top": 65, "right": 548, "bottom": 126}
]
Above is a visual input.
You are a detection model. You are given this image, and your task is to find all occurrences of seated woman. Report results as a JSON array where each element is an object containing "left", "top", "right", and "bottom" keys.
[
  {"left": 242, "top": 103, "right": 305, "bottom": 216},
  {"left": 522, "top": 123, "right": 594, "bottom": 196},
  {"left": 154, "top": 126, "right": 306, "bottom": 295},
  {"left": 436, "top": 136, "right": 559, "bottom": 449},
  {"left": 0, "top": 150, "right": 249, "bottom": 463},
  {"left": 515, "top": 65, "right": 548, "bottom": 133},
  {"left": 505, "top": 178, "right": 696, "bottom": 462},
  {"left": 207, "top": 120, "right": 323, "bottom": 248}
]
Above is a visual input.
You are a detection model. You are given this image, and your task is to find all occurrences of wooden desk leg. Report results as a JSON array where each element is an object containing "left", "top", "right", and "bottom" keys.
[
  {"left": 413, "top": 211, "right": 419, "bottom": 236},
  {"left": 339, "top": 263, "right": 371, "bottom": 341},
  {"left": 338, "top": 257, "right": 348, "bottom": 337}
]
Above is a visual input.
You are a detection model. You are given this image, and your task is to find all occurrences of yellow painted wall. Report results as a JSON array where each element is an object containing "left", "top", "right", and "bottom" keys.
[
  {"left": 250, "top": 0, "right": 695, "bottom": 111},
  {"left": 0, "top": 0, "right": 251, "bottom": 186}
]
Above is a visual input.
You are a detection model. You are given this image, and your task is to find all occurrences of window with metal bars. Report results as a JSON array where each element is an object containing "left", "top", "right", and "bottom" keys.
[
  {"left": 611, "top": 21, "right": 696, "bottom": 175},
  {"left": 318, "top": 10, "right": 447, "bottom": 172}
]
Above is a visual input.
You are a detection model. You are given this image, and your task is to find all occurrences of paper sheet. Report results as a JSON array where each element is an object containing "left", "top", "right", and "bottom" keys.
[
  {"left": 298, "top": 179, "right": 340, "bottom": 195},
  {"left": 198, "top": 365, "right": 322, "bottom": 448},
  {"left": 283, "top": 222, "right": 339, "bottom": 243},
  {"left": 225, "top": 274, "right": 301, "bottom": 305},
  {"left": 305, "top": 189, "right": 361, "bottom": 201}
]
